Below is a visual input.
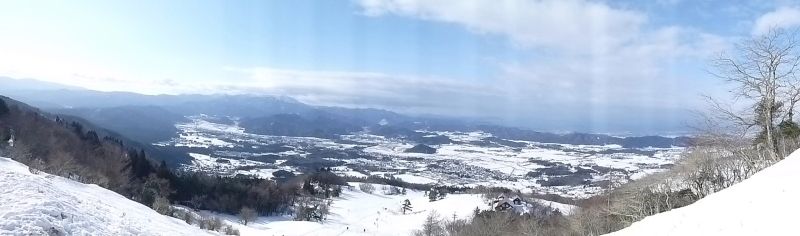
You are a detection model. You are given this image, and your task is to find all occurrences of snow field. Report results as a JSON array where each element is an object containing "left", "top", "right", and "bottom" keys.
[{"left": 217, "top": 182, "right": 492, "bottom": 236}]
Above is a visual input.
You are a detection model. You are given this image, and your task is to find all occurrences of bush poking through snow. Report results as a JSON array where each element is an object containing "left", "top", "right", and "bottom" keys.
[
  {"left": 293, "top": 197, "right": 331, "bottom": 222},
  {"left": 359, "top": 183, "right": 375, "bottom": 194},
  {"left": 223, "top": 225, "right": 240, "bottom": 236},
  {"left": 175, "top": 210, "right": 239, "bottom": 235},
  {"left": 381, "top": 185, "right": 403, "bottom": 195},
  {"left": 28, "top": 165, "right": 40, "bottom": 174},
  {"left": 152, "top": 195, "right": 171, "bottom": 215},
  {"left": 183, "top": 211, "right": 194, "bottom": 225},
  {"left": 211, "top": 216, "right": 223, "bottom": 231}
]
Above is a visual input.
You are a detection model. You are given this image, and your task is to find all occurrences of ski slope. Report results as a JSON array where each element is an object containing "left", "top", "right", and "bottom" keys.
[
  {"left": 606, "top": 149, "right": 800, "bottom": 236},
  {"left": 219, "top": 182, "right": 488, "bottom": 236},
  {"left": 213, "top": 182, "right": 574, "bottom": 236},
  {"left": 0, "top": 157, "right": 213, "bottom": 236}
]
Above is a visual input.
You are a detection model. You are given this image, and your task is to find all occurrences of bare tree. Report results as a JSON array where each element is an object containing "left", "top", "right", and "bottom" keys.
[
  {"left": 705, "top": 26, "right": 800, "bottom": 159},
  {"left": 317, "top": 201, "right": 330, "bottom": 221},
  {"left": 239, "top": 207, "right": 257, "bottom": 225},
  {"left": 413, "top": 210, "right": 446, "bottom": 236}
]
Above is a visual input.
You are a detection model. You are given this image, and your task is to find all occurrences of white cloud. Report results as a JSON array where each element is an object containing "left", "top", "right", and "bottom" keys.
[
  {"left": 357, "top": 0, "right": 646, "bottom": 54},
  {"left": 355, "top": 0, "right": 729, "bottom": 108},
  {"left": 752, "top": 7, "right": 800, "bottom": 35},
  {"left": 0, "top": 40, "right": 202, "bottom": 95},
  {"left": 351, "top": 0, "right": 738, "bottom": 133}
]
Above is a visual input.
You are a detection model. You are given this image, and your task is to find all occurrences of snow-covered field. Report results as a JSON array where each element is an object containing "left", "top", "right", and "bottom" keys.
[
  {"left": 228, "top": 183, "right": 487, "bottom": 235},
  {"left": 211, "top": 182, "right": 574, "bottom": 236},
  {"left": 605, "top": 149, "right": 800, "bottom": 236},
  {"left": 0, "top": 157, "right": 213, "bottom": 236},
  {"left": 357, "top": 140, "right": 682, "bottom": 197}
]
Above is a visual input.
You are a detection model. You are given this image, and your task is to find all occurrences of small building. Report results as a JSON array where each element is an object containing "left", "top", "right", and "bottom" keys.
[
  {"left": 494, "top": 199, "right": 516, "bottom": 211},
  {"left": 489, "top": 193, "right": 507, "bottom": 207},
  {"left": 510, "top": 195, "right": 522, "bottom": 205},
  {"left": 491, "top": 194, "right": 528, "bottom": 214}
]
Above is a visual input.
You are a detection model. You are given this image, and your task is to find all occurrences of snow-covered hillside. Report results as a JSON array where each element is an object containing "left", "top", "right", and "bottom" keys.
[
  {"left": 606, "top": 150, "right": 800, "bottom": 236},
  {"left": 0, "top": 157, "right": 213, "bottom": 236}
]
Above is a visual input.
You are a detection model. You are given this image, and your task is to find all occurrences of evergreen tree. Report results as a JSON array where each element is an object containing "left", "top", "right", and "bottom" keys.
[
  {"left": 85, "top": 131, "right": 101, "bottom": 146},
  {"left": 303, "top": 180, "right": 315, "bottom": 195},
  {"left": 428, "top": 190, "right": 438, "bottom": 202},
  {"left": 402, "top": 199, "right": 412, "bottom": 214},
  {"left": 401, "top": 188, "right": 407, "bottom": 195},
  {"left": 779, "top": 120, "right": 800, "bottom": 139},
  {"left": 323, "top": 185, "right": 331, "bottom": 198},
  {"left": 70, "top": 122, "right": 84, "bottom": 135},
  {"left": 438, "top": 188, "right": 448, "bottom": 200},
  {"left": 0, "top": 99, "right": 9, "bottom": 118},
  {"left": 128, "top": 148, "right": 153, "bottom": 180}
]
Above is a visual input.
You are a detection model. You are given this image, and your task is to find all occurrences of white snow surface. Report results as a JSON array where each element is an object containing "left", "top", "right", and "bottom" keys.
[
  {"left": 210, "top": 182, "right": 574, "bottom": 236},
  {"left": 0, "top": 157, "right": 214, "bottom": 236},
  {"left": 606, "top": 149, "right": 800, "bottom": 236},
  {"left": 394, "top": 174, "right": 438, "bottom": 184},
  {"left": 221, "top": 182, "right": 490, "bottom": 236}
]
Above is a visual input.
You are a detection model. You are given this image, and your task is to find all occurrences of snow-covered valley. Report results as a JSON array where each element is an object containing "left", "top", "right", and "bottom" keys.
[{"left": 157, "top": 116, "right": 685, "bottom": 198}]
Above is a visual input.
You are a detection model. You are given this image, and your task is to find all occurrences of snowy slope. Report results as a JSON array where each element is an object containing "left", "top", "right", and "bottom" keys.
[
  {"left": 606, "top": 150, "right": 800, "bottom": 236},
  {"left": 0, "top": 157, "right": 214, "bottom": 236},
  {"left": 210, "top": 182, "right": 574, "bottom": 236},
  {"left": 215, "top": 182, "right": 487, "bottom": 236}
]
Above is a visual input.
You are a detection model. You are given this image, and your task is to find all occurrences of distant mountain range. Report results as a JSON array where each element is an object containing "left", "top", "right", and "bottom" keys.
[
  {"left": 1, "top": 78, "right": 690, "bottom": 154},
  {"left": 0, "top": 77, "right": 86, "bottom": 91}
]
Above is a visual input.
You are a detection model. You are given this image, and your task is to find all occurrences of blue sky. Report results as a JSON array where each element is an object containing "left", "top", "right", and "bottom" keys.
[{"left": 1, "top": 0, "right": 800, "bottom": 133}]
